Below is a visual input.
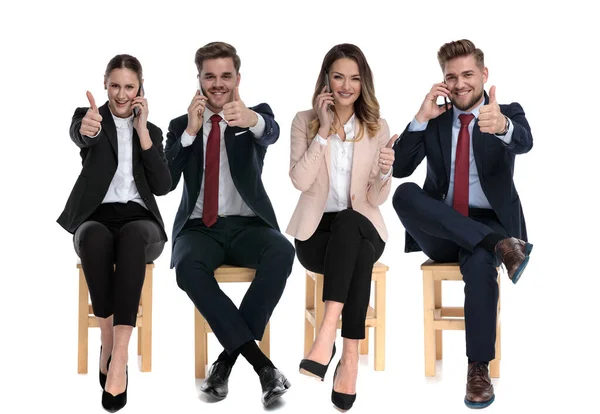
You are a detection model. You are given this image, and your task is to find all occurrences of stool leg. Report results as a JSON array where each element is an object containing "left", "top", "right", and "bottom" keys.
[
  {"left": 315, "top": 274, "right": 325, "bottom": 335},
  {"left": 140, "top": 268, "right": 152, "bottom": 372},
  {"left": 195, "top": 308, "right": 206, "bottom": 378},
  {"left": 304, "top": 273, "right": 316, "bottom": 356},
  {"left": 374, "top": 272, "right": 386, "bottom": 371},
  {"left": 137, "top": 323, "right": 142, "bottom": 356},
  {"left": 490, "top": 277, "right": 501, "bottom": 378},
  {"left": 78, "top": 269, "right": 89, "bottom": 374},
  {"left": 423, "top": 270, "right": 436, "bottom": 376},
  {"left": 360, "top": 327, "right": 369, "bottom": 355},
  {"left": 434, "top": 280, "right": 443, "bottom": 361},
  {"left": 259, "top": 321, "right": 271, "bottom": 358}
]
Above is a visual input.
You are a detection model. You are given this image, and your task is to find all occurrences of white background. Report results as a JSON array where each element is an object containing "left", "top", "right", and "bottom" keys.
[{"left": 1, "top": 0, "right": 598, "bottom": 413}]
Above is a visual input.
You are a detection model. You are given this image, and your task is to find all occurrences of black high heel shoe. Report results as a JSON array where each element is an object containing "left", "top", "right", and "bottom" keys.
[
  {"left": 331, "top": 361, "right": 356, "bottom": 411},
  {"left": 102, "top": 365, "right": 128, "bottom": 412},
  {"left": 299, "top": 343, "right": 336, "bottom": 381},
  {"left": 99, "top": 346, "right": 112, "bottom": 389}
]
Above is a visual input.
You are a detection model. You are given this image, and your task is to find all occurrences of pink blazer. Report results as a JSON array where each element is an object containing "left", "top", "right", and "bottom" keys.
[{"left": 286, "top": 109, "right": 392, "bottom": 242}]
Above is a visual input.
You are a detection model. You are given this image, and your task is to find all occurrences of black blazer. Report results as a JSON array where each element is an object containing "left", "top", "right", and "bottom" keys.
[
  {"left": 393, "top": 92, "right": 533, "bottom": 252},
  {"left": 57, "top": 102, "right": 171, "bottom": 240},
  {"left": 165, "top": 103, "right": 280, "bottom": 255}
]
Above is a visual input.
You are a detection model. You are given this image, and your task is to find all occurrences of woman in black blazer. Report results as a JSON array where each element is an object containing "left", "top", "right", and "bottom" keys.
[{"left": 57, "top": 54, "right": 171, "bottom": 412}]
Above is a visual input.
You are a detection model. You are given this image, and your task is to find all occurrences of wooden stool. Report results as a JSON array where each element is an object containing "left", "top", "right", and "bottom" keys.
[
  {"left": 421, "top": 260, "right": 501, "bottom": 377},
  {"left": 194, "top": 265, "right": 271, "bottom": 378},
  {"left": 304, "top": 262, "right": 388, "bottom": 371},
  {"left": 77, "top": 262, "right": 154, "bottom": 373}
]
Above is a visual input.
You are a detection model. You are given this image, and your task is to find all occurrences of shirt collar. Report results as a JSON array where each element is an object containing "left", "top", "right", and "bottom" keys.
[
  {"left": 452, "top": 97, "right": 485, "bottom": 125},
  {"left": 111, "top": 111, "right": 134, "bottom": 129},
  {"left": 204, "top": 107, "right": 226, "bottom": 124}
]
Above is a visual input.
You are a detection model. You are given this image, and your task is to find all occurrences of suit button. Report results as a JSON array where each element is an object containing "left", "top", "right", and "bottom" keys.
[{"left": 442, "top": 193, "right": 446, "bottom": 200}]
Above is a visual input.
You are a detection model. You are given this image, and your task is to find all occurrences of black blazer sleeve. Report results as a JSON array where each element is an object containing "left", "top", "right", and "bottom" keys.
[
  {"left": 251, "top": 103, "right": 280, "bottom": 147},
  {"left": 392, "top": 123, "right": 427, "bottom": 178},
  {"left": 141, "top": 124, "right": 172, "bottom": 196},
  {"left": 501, "top": 102, "right": 533, "bottom": 155},
  {"left": 164, "top": 115, "right": 193, "bottom": 191}
]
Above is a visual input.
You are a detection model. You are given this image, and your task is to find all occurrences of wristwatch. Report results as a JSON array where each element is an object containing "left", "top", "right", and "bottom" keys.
[{"left": 496, "top": 116, "right": 509, "bottom": 136}]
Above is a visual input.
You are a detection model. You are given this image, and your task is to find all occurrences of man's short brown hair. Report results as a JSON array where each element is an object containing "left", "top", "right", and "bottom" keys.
[
  {"left": 437, "top": 39, "right": 484, "bottom": 71},
  {"left": 194, "top": 41, "right": 241, "bottom": 73}
]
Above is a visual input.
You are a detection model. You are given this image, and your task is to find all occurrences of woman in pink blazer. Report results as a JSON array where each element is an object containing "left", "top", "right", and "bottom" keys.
[{"left": 286, "top": 43, "right": 397, "bottom": 410}]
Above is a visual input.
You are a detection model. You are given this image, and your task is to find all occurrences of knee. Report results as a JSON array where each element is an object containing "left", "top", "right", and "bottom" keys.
[
  {"left": 119, "top": 223, "right": 146, "bottom": 245},
  {"left": 392, "top": 182, "right": 421, "bottom": 214},
  {"left": 76, "top": 221, "right": 111, "bottom": 249},
  {"left": 263, "top": 238, "right": 295, "bottom": 275}
]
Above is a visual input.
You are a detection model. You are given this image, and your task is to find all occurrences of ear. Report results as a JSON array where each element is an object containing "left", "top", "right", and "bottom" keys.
[
  {"left": 236, "top": 72, "right": 241, "bottom": 87},
  {"left": 482, "top": 66, "right": 489, "bottom": 84},
  {"left": 103, "top": 76, "right": 107, "bottom": 90}
]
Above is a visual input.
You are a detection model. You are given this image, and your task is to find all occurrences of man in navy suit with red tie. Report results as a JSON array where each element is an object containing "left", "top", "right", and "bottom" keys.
[
  {"left": 165, "top": 42, "right": 294, "bottom": 407},
  {"left": 391, "top": 39, "right": 533, "bottom": 409}
]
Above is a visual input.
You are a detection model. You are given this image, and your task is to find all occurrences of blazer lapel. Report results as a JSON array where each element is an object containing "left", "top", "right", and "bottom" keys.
[
  {"left": 99, "top": 103, "right": 118, "bottom": 158},
  {"left": 438, "top": 110, "right": 453, "bottom": 182}
]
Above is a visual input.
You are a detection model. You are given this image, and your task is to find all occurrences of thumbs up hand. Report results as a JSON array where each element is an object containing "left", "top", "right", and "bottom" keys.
[
  {"left": 223, "top": 87, "right": 258, "bottom": 128},
  {"left": 478, "top": 85, "right": 506, "bottom": 134},
  {"left": 378, "top": 134, "right": 398, "bottom": 175},
  {"left": 80, "top": 91, "right": 103, "bottom": 137}
]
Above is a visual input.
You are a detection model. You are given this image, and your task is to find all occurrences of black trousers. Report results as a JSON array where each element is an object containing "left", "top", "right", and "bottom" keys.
[
  {"left": 172, "top": 216, "right": 295, "bottom": 354},
  {"left": 393, "top": 182, "right": 506, "bottom": 362},
  {"left": 295, "top": 209, "right": 385, "bottom": 340},
  {"left": 73, "top": 202, "right": 165, "bottom": 327}
]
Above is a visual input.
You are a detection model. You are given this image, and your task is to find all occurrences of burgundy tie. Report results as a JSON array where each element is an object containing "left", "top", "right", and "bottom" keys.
[
  {"left": 203, "top": 114, "right": 222, "bottom": 227},
  {"left": 453, "top": 113, "right": 475, "bottom": 216}
]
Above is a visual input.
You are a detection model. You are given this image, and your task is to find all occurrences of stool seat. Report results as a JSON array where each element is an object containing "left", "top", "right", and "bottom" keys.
[
  {"left": 77, "top": 262, "right": 154, "bottom": 373},
  {"left": 421, "top": 259, "right": 501, "bottom": 377},
  {"left": 194, "top": 265, "right": 270, "bottom": 378},
  {"left": 304, "top": 262, "right": 388, "bottom": 371}
]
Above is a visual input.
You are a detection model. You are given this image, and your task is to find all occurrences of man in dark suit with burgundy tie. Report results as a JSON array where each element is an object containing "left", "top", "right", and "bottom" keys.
[
  {"left": 165, "top": 42, "right": 294, "bottom": 407},
  {"left": 391, "top": 39, "right": 533, "bottom": 409}
]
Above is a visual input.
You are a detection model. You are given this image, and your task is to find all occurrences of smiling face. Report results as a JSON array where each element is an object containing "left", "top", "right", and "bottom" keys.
[
  {"left": 443, "top": 54, "right": 488, "bottom": 112},
  {"left": 328, "top": 57, "right": 361, "bottom": 111},
  {"left": 198, "top": 57, "right": 240, "bottom": 113},
  {"left": 104, "top": 68, "right": 141, "bottom": 118}
]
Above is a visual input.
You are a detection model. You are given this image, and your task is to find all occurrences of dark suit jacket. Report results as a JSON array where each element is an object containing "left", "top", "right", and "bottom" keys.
[
  {"left": 57, "top": 102, "right": 171, "bottom": 240},
  {"left": 165, "top": 103, "right": 280, "bottom": 263},
  {"left": 393, "top": 92, "right": 533, "bottom": 252}
]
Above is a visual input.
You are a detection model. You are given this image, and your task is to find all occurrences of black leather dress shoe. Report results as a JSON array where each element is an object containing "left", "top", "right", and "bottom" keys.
[
  {"left": 258, "top": 366, "right": 291, "bottom": 407},
  {"left": 200, "top": 361, "right": 232, "bottom": 400}
]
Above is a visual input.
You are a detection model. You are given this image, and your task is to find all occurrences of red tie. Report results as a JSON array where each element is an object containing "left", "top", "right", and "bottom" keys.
[
  {"left": 203, "top": 114, "right": 222, "bottom": 227},
  {"left": 453, "top": 113, "right": 474, "bottom": 216}
]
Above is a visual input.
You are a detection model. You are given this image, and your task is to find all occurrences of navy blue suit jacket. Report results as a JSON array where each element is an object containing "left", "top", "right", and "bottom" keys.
[
  {"left": 392, "top": 93, "right": 533, "bottom": 252},
  {"left": 165, "top": 103, "right": 281, "bottom": 265}
]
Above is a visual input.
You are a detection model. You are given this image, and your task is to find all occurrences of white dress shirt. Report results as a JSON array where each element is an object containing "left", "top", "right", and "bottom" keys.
[
  {"left": 315, "top": 114, "right": 392, "bottom": 213},
  {"left": 180, "top": 107, "right": 266, "bottom": 218},
  {"left": 87, "top": 113, "right": 146, "bottom": 208},
  {"left": 408, "top": 99, "right": 515, "bottom": 209}
]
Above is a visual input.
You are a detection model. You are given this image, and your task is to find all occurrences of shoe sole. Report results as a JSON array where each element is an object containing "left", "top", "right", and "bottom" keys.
[
  {"left": 262, "top": 380, "right": 291, "bottom": 407},
  {"left": 511, "top": 243, "right": 533, "bottom": 284},
  {"left": 299, "top": 367, "right": 325, "bottom": 381},
  {"left": 464, "top": 394, "right": 495, "bottom": 409},
  {"left": 200, "top": 387, "right": 227, "bottom": 401}
]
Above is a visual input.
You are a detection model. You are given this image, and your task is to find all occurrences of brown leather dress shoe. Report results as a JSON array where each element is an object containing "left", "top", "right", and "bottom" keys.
[
  {"left": 464, "top": 362, "right": 495, "bottom": 409},
  {"left": 495, "top": 237, "right": 533, "bottom": 284}
]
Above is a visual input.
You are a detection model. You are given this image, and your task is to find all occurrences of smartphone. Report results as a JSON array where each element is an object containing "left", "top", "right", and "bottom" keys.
[
  {"left": 443, "top": 80, "right": 450, "bottom": 111},
  {"left": 325, "top": 72, "right": 331, "bottom": 93},
  {"left": 133, "top": 84, "right": 144, "bottom": 117},
  {"left": 197, "top": 77, "right": 205, "bottom": 96}
]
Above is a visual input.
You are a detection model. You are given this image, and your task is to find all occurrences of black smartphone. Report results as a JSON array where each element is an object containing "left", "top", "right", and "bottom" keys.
[
  {"left": 133, "top": 84, "right": 144, "bottom": 117},
  {"left": 325, "top": 72, "right": 331, "bottom": 93},
  {"left": 443, "top": 80, "right": 450, "bottom": 111}
]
